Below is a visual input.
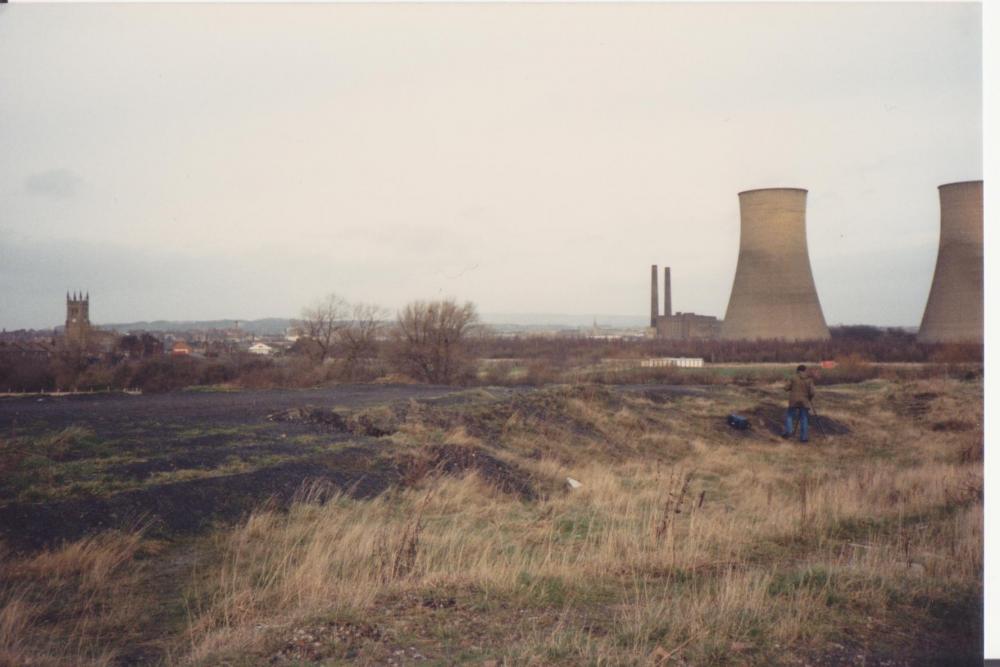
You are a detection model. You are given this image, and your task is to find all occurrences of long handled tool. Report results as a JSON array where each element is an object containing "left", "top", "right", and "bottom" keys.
[{"left": 810, "top": 405, "right": 829, "bottom": 441}]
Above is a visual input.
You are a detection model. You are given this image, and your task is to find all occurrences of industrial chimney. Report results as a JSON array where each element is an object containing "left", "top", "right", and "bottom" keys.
[
  {"left": 650, "top": 264, "right": 659, "bottom": 327},
  {"left": 917, "top": 181, "right": 983, "bottom": 343},
  {"left": 720, "top": 188, "right": 830, "bottom": 341},
  {"left": 663, "top": 267, "right": 672, "bottom": 317}
]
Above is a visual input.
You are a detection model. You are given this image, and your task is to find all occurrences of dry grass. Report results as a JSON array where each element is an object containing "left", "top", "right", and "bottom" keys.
[
  {"left": 180, "top": 378, "right": 982, "bottom": 664},
  {"left": 0, "top": 376, "right": 983, "bottom": 665},
  {"left": 184, "top": 466, "right": 980, "bottom": 662},
  {"left": 0, "top": 529, "right": 149, "bottom": 666}
]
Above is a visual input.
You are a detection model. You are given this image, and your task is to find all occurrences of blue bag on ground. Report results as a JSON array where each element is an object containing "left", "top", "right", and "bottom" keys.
[{"left": 727, "top": 414, "right": 750, "bottom": 430}]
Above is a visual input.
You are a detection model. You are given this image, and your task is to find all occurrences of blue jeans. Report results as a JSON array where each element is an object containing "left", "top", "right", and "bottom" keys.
[{"left": 785, "top": 407, "right": 809, "bottom": 441}]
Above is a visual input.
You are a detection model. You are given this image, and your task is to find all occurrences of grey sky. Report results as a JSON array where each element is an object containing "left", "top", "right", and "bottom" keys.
[{"left": 0, "top": 2, "right": 982, "bottom": 330}]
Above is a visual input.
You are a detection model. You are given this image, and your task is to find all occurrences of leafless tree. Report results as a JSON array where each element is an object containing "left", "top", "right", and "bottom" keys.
[
  {"left": 299, "top": 293, "right": 349, "bottom": 362},
  {"left": 338, "top": 302, "right": 387, "bottom": 379},
  {"left": 390, "top": 299, "right": 479, "bottom": 384}
]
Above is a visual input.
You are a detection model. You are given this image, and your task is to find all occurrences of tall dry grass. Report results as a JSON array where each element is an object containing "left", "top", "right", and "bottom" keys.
[
  {"left": 1, "top": 376, "right": 982, "bottom": 664},
  {"left": 0, "top": 530, "right": 147, "bottom": 666},
  {"left": 186, "top": 404, "right": 982, "bottom": 663}
]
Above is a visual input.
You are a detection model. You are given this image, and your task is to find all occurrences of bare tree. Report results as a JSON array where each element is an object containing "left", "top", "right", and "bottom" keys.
[
  {"left": 299, "top": 294, "right": 349, "bottom": 362},
  {"left": 390, "top": 299, "right": 479, "bottom": 384},
  {"left": 338, "top": 302, "right": 387, "bottom": 379}
]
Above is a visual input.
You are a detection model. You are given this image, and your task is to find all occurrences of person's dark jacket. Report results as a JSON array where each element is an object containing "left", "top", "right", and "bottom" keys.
[{"left": 785, "top": 371, "right": 815, "bottom": 409}]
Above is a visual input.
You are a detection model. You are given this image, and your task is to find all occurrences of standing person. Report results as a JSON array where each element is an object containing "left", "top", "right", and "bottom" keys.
[{"left": 782, "top": 364, "right": 815, "bottom": 443}]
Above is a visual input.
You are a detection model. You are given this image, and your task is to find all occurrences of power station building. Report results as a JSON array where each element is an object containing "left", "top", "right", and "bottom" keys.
[
  {"left": 917, "top": 181, "right": 983, "bottom": 343},
  {"left": 719, "top": 188, "right": 830, "bottom": 341},
  {"left": 649, "top": 265, "right": 722, "bottom": 340}
]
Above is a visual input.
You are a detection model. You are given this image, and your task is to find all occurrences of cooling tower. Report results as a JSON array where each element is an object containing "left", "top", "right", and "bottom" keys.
[
  {"left": 917, "top": 181, "right": 983, "bottom": 343},
  {"left": 720, "top": 188, "right": 830, "bottom": 341}
]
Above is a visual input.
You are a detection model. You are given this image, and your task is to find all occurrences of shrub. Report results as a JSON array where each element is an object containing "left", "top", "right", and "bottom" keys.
[
  {"left": 128, "top": 356, "right": 203, "bottom": 393},
  {"left": 814, "top": 353, "right": 878, "bottom": 385},
  {"left": 522, "top": 360, "right": 566, "bottom": 386},
  {"left": 388, "top": 299, "right": 480, "bottom": 384},
  {"left": 0, "top": 358, "right": 55, "bottom": 393}
]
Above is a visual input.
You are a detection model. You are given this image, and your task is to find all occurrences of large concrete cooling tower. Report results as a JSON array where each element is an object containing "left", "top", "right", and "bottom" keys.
[
  {"left": 917, "top": 181, "right": 983, "bottom": 343},
  {"left": 720, "top": 188, "right": 830, "bottom": 341}
]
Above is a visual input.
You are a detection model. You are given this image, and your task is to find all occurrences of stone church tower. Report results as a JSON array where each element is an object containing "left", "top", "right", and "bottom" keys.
[{"left": 65, "top": 291, "right": 91, "bottom": 345}]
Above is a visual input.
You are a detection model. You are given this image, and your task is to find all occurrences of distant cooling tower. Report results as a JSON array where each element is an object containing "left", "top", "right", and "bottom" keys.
[
  {"left": 720, "top": 188, "right": 830, "bottom": 341},
  {"left": 917, "top": 181, "right": 983, "bottom": 344}
]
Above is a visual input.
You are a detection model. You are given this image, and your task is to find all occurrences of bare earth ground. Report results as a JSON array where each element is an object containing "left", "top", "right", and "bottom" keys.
[
  {"left": 0, "top": 378, "right": 983, "bottom": 666},
  {"left": 0, "top": 385, "right": 466, "bottom": 549}
]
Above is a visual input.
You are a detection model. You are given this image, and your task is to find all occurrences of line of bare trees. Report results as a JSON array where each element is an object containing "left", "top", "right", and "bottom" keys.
[
  {"left": 297, "top": 295, "right": 387, "bottom": 379},
  {"left": 296, "top": 294, "right": 480, "bottom": 384},
  {"left": 4, "top": 294, "right": 980, "bottom": 394},
  {"left": 0, "top": 296, "right": 483, "bottom": 393}
]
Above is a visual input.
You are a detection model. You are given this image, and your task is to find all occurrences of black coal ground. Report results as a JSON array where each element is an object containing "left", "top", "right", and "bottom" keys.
[{"left": 1, "top": 383, "right": 781, "bottom": 551}]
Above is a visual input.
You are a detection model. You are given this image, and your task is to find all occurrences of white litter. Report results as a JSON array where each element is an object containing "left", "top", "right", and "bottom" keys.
[{"left": 566, "top": 477, "right": 583, "bottom": 489}]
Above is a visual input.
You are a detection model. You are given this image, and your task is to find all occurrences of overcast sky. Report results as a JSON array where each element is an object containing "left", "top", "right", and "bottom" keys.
[{"left": 0, "top": 2, "right": 982, "bottom": 330}]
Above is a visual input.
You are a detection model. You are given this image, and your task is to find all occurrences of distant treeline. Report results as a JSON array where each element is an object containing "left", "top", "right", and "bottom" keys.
[
  {"left": 469, "top": 325, "right": 981, "bottom": 365},
  {"left": 0, "top": 323, "right": 981, "bottom": 394}
]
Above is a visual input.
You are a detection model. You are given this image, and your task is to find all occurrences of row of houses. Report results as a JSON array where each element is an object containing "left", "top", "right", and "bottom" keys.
[
  {"left": 0, "top": 331, "right": 285, "bottom": 363},
  {"left": 0, "top": 339, "right": 57, "bottom": 361},
  {"left": 168, "top": 340, "right": 277, "bottom": 356}
]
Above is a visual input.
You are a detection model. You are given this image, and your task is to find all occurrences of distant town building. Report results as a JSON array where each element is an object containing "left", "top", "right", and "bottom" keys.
[
  {"left": 583, "top": 318, "right": 647, "bottom": 341},
  {"left": 117, "top": 333, "right": 164, "bottom": 359},
  {"left": 248, "top": 342, "right": 274, "bottom": 356},
  {"left": 65, "top": 291, "right": 92, "bottom": 345},
  {"left": 205, "top": 340, "right": 237, "bottom": 358},
  {"left": 60, "top": 292, "right": 118, "bottom": 355},
  {"left": 171, "top": 341, "right": 192, "bottom": 356},
  {"left": 0, "top": 339, "right": 56, "bottom": 361}
]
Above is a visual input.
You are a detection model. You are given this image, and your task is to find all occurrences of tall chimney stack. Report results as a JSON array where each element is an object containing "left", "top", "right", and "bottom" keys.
[
  {"left": 663, "top": 267, "right": 672, "bottom": 317},
  {"left": 650, "top": 264, "right": 659, "bottom": 327}
]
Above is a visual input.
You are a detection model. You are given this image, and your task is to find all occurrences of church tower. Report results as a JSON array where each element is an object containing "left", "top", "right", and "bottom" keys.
[{"left": 65, "top": 291, "right": 91, "bottom": 345}]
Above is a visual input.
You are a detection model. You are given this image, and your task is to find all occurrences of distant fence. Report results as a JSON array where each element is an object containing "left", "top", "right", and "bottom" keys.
[
  {"left": 599, "top": 357, "right": 705, "bottom": 370},
  {"left": 640, "top": 357, "right": 704, "bottom": 368},
  {"left": 1, "top": 387, "right": 143, "bottom": 398}
]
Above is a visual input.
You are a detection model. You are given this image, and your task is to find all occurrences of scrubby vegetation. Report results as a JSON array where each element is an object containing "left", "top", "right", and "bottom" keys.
[
  {"left": 1, "top": 340, "right": 982, "bottom": 397},
  {"left": 0, "top": 375, "right": 982, "bottom": 664},
  {"left": 0, "top": 303, "right": 984, "bottom": 396},
  {"left": 470, "top": 325, "right": 982, "bottom": 365}
]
